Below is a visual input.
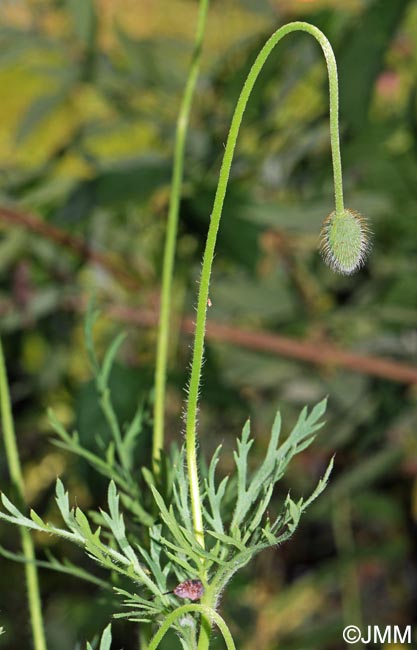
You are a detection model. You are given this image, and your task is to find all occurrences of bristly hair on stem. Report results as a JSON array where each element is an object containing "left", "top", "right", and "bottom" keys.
[
  {"left": 182, "top": 22, "right": 370, "bottom": 649},
  {"left": 0, "top": 14, "right": 368, "bottom": 650},
  {"left": 0, "top": 393, "right": 333, "bottom": 648},
  {"left": 185, "top": 17, "right": 365, "bottom": 556}
]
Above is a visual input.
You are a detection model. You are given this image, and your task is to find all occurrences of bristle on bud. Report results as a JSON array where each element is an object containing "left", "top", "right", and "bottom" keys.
[{"left": 320, "top": 208, "right": 371, "bottom": 275}]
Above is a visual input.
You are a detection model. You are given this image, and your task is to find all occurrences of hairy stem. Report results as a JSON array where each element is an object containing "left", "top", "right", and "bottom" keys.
[
  {"left": 184, "top": 21, "right": 345, "bottom": 649},
  {"left": 0, "top": 339, "right": 47, "bottom": 650},
  {"left": 148, "top": 604, "right": 236, "bottom": 650},
  {"left": 196, "top": 590, "right": 217, "bottom": 650},
  {"left": 153, "top": 0, "right": 210, "bottom": 470}
]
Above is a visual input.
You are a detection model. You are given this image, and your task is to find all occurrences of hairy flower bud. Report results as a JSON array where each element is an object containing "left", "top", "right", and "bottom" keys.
[{"left": 320, "top": 208, "right": 371, "bottom": 275}]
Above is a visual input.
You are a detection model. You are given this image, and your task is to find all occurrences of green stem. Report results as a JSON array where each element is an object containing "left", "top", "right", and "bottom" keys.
[
  {"left": 0, "top": 339, "right": 47, "bottom": 650},
  {"left": 148, "top": 604, "right": 236, "bottom": 650},
  {"left": 332, "top": 496, "right": 363, "bottom": 645},
  {"left": 152, "top": 0, "right": 210, "bottom": 470},
  {"left": 196, "top": 590, "right": 216, "bottom": 650},
  {"left": 184, "top": 21, "right": 345, "bottom": 649}
]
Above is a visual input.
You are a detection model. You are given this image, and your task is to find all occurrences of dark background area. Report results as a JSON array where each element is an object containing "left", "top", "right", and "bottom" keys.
[{"left": 0, "top": 0, "right": 417, "bottom": 648}]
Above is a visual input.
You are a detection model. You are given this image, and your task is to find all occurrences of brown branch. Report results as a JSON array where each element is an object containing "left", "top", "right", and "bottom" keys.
[
  {"left": 100, "top": 303, "right": 417, "bottom": 385},
  {"left": 3, "top": 206, "right": 417, "bottom": 386},
  {"left": 0, "top": 206, "right": 142, "bottom": 292}
]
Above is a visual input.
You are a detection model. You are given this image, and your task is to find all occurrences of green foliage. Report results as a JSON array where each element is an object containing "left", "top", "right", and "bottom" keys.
[
  {"left": 49, "top": 302, "right": 153, "bottom": 527},
  {"left": 0, "top": 322, "right": 332, "bottom": 645},
  {"left": 338, "top": 0, "right": 410, "bottom": 130},
  {"left": 85, "top": 624, "right": 112, "bottom": 650},
  {"left": 68, "top": 0, "right": 97, "bottom": 51},
  {"left": 2, "top": 1, "right": 416, "bottom": 648}
]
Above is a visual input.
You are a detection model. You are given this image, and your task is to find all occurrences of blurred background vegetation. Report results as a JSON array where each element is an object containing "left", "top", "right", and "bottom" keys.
[{"left": 0, "top": 0, "right": 417, "bottom": 648}]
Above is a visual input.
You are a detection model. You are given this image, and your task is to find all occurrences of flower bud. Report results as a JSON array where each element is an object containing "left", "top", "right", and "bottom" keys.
[{"left": 320, "top": 208, "right": 370, "bottom": 275}]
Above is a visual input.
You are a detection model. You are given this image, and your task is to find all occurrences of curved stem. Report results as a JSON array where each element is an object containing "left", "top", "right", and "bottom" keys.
[
  {"left": 0, "top": 339, "right": 47, "bottom": 650},
  {"left": 185, "top": 20, "right": 345, "bottom": 644},
  {"left": 148, "top": 604, "right": 236, "bottom": 650},
  {"left": 152, "top": 0, "right": 210, "bottom": 470}
]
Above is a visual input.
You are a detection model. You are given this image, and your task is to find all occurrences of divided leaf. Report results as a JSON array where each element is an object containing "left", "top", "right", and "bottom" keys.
[{"left": 0, "top": 397, "right": 332, "bottom": 630}]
